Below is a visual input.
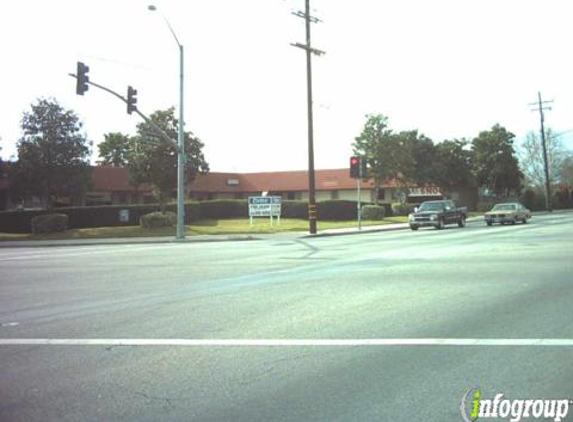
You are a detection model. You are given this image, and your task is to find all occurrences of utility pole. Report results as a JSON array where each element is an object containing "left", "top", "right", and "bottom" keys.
[
  {"left": 357, "top": 159, "right": 362, "bottom": 230},
  {"left": 291, "top": 0, "right": 325, "bottom": 235},
  {"left": 530, "top": 92, "right": 554, "bottom": 211}
]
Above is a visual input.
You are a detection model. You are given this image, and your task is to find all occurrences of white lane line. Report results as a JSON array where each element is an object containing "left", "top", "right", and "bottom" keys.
[
  {"left": 1, "top": 339, "right": 573, "bottom": 346},
  {"left": 0, "top": 244, "right": 183, "bottom": 261}
]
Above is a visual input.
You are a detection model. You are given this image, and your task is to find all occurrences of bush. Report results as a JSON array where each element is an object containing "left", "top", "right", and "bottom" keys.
[
  {"left": 140, "top": 211, "right": 176, "bottom": 229},
  {"left": 281, "top": 201, "right": 308, "bottom": 219},
  {"left": 552, "top": 188, "right": 573, "bottom": 210},
  {"left": 477, "top": 202, "right": 496, "bottom": 212},
  {"left": 31, "top": 213, "right": 68, "bottom": 234},
  {"left": 199, "top": 200, "right": 247, "bottom": 219},
  {"left": 317, "top": 200, "right": 357, "bottom": 220},
  {"left": 361, "top": 205, "right": 385, "bottom": 220},
  {"left": 392, "top": 203, "right": 416, "bottom": 216}
]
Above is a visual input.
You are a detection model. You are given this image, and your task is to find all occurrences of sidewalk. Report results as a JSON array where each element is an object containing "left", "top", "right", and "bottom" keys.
[{"left": 0, "top": 221, "right": 412, "bottom": 248}]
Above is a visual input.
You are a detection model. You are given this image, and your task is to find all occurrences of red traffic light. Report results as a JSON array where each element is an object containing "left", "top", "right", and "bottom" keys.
[{"left": 350, "top": 156, "right": 360, "bottom": 178}]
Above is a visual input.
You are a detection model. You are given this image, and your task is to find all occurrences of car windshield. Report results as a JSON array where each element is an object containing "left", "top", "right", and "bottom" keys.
[
  {"left": 492, "top": 204, "right": 516, "bottom": 211},
  {"left": 418, "top": 202, "right": 444, "bottom": 212}
]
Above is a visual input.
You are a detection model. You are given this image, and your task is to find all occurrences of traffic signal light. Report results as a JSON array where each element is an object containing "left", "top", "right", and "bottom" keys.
[
  {"left": 350, "top": 156, "right": 361, "bottom": 178},
  {"left": 127, "top": 86, "right": 137, "bottom": 114},
  {"left": 76, "top": 62, "right": 89, "bottom": 95}
]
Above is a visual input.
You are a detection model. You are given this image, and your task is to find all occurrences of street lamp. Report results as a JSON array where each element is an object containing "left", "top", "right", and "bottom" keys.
[{"left": 148, "top": 4, "right": 186, "bottom": 240}]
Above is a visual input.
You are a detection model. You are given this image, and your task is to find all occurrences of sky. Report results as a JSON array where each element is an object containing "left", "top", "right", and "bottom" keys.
[{"left": 1, "top": 0, "right": 572, "bottom": 173}]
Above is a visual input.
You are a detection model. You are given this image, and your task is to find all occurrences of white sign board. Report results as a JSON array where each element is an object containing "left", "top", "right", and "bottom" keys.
[
  {"left": 119, "top": 209, "right": 130, "bottom": 223},
  {"left": 248, "top": 196, "right": 281, "bottom": 225}
]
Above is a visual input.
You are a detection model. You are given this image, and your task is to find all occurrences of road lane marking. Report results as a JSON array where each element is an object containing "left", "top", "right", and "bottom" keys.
[
  {"left": 0, "top": 244, "right": 186, "bottom": 261},
  {"left": 2, "top": 339, "right": 573, "bottom": 346}
]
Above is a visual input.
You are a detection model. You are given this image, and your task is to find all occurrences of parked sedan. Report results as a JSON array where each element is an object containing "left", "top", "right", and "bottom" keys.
[{"left": 484, "top": 203, "right": 531, "bottom": 226}]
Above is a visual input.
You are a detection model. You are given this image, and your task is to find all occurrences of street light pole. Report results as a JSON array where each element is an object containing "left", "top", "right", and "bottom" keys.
[{"left": 149, "top": 5, "right": 186, "bottom": 239}]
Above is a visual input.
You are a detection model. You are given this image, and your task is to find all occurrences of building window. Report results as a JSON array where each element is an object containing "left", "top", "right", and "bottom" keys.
[
  {"left": 287, "top": 192, "right": 295, "bottom": 200},
  {"left": 377, "top": 189, "right": 385, "bottom": 201},
  {"left": 331, "top": 190, "right": 339, "bottom": 199}
]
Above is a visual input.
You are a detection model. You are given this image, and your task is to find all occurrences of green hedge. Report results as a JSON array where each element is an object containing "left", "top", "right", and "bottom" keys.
[
  {"left": 0, "top": 204, "right": 182, "bottom": 233},
  {"left": 317, "top": 200, "right": 357, "bottom": 220},
  {"left": 0, "top": 199, "right": 380, "bottom": 233},
  {"left": 31, "top": 213, "right": 68, "bottom": 234},
  {"left": 281, "top": 201, "right": 308, "bottom": 219},
  {"left": 140, "top": 211, "right": 176, "bottom": 229},
  {"left": 361, "top": 205, "right": 385, "bottom": 220},
  {"left": 198, "top": 200, "right": 247, "bottom": 219}
]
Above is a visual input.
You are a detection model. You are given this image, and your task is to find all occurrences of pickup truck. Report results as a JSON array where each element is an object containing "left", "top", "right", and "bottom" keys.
[{"left": 408, "top": 200, "right": 468, "bottom": 230}]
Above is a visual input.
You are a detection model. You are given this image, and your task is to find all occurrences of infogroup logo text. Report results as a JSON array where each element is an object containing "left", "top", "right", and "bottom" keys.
[{"left": 460, "top": 388, "right": 572, "bottom": 422}]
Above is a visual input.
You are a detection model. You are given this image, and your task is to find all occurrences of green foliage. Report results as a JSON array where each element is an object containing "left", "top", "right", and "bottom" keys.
[
  {"left": 317, "top": 200, "right": 357, "bottom": 220},
  {"left": 433, "top": 139, "right": 475, "bottom": 189},
  {"left": 0, "top": 199, "right": 393, "bottom": 233},
  {"left": 476, "top": 202, "right": 496, "bottom": 212},
  {"left": 140, "top": 211, "right": 176, "bottom": 229},
  {"left": 392, "top": 202, "right": 417, "bottom": 216},
  {"left": 281, "top": 201, "right": 308, "bottom": 219},
  {"left": 199, "top": 200, "right": 248, "bottom": 219},
  {"left": 361, "top": 205, "right": 385, "bottom": 220},
  {"left": 128, "top": 108, "right": 209, "bottom": 208},
  {"left": 352, "top": 114, "right": 396, "bottom": 201},
  {"left": 404, "top": 132, "right": 437, "bottom": 185},
  {"left": 97, "top": 132, "right": 134, "bottom": 167},
  {"left": 31, "top": 213, "right": 68, "bottom": 234},
  {"left": 9, "top": 98, "right": 92, "bottom": 207},
  {"left": 472, "top": 124, "right": 522, "bottom": 197}
]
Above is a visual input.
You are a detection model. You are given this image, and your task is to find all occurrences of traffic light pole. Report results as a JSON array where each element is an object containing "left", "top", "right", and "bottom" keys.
[{"left": 69, "top": 74, "right": 177, "bottom": 150}]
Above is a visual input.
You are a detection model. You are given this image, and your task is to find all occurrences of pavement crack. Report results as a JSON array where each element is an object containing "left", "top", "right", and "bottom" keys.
[
  {"left": 294, "top": 239, "right": 321, "bottom": 259},
  {"left": 134, "top": 391, "right": 174, "bottom": 407}
]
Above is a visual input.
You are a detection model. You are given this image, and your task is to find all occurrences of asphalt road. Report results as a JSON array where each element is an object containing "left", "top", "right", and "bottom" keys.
[{"left": 1, "top": 213, "right": 572, "bottom": 422}]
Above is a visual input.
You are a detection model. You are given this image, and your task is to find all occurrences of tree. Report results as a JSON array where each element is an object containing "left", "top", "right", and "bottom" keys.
[
  {"left": 97, "top": 132, "right": 134, "bottom": 167},
  {"left": 353, "top": 114, "right": 409, "bottom": 203},
  {"left": 557, "top": 153, "right": 573, "bottom": 207},
  {"left": 432, "top": 139, "right": 475, "bottom": 193},
  {"left": 9, "top": 98, "right": 92, "bottom": 207},
  {"left": 392, "top": 130, "right": 438, "bottom": 187},
  {"left": 472, "top": 124, "right": 522, "bottom": 197},
  {"left": 128, "top": 108, "right": 209, "bottom": 209},
  {"left": 519, "top": 128, "right": 566, "bottom": 189}
]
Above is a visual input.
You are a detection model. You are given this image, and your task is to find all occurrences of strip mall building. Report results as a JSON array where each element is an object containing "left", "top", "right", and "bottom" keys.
[{"left": 84, "top": 167, "right": 478, "bottom": 210}]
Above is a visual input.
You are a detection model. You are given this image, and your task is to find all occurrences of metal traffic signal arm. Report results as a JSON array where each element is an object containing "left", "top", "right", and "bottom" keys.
[{"left": 69, "top": 69, "right": 179, "bottom": 151}]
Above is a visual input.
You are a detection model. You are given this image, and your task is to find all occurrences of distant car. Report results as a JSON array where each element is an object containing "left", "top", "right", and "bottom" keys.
[{"left": 484, "top": 203, "right": 531, "bottom": 226}]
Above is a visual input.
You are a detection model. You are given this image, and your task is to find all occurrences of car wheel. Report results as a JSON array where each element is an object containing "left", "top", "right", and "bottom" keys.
[
  {"left": 458, "top": 217, "right": 466, "bottom": 228},
  {"left": 486, "top": 221, "right": 492, "bottom": 226},
  {"left": 436, "top": 219, "right": 444, "bottom": 230},
  {"left": 522, "top": 217, "right": 527, "bottom": 224},
  {"left": 410, "top": 225, "right": 419, "bottom": 231},
  {"left": 511, "top": 218, "right": 517, "bottom": 225}
]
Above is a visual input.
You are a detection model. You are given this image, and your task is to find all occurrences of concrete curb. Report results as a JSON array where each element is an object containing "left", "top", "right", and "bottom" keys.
[
  {"left": 302, "top": 224, "right": 410, "bottom": 238},
  {"left": 0, "top": 235, "right": 261, "bottom": 248}
]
